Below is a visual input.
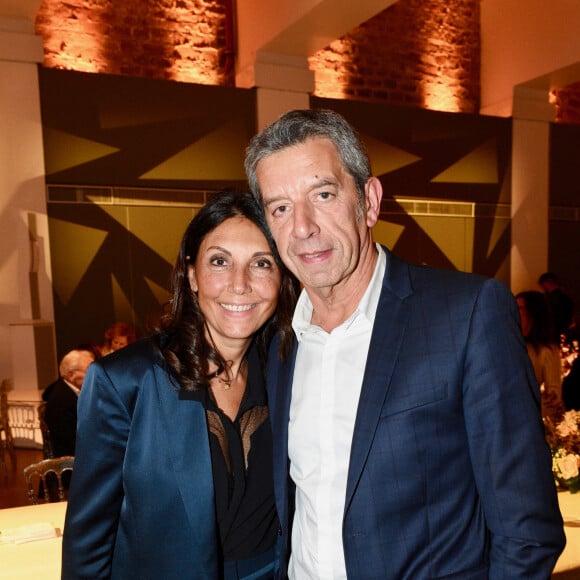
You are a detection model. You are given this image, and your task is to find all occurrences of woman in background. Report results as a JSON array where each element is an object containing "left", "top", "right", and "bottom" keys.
[
  {"left": 100, "top": 321, "right": 137, "bottom": 356},
  {"left": 516, "top": 290, "right": 563, "bottom": 423},
  {"left": 62, "top": 191, "right": 298, "bottom": 579}
]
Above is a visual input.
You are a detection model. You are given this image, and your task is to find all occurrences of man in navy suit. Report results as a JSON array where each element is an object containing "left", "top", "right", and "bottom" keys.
[{"left": 245, "top": 109, "right": 565, "bottom": 578}]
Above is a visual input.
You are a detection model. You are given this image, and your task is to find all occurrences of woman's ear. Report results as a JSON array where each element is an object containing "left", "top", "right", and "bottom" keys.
[{"left": 187, "top": 265, "right": 198, "bottom": 292}]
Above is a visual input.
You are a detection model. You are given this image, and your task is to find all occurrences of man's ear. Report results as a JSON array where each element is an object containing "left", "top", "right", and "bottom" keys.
[{"left": 365, "top": 176, "right": 383, "bottom": 228}]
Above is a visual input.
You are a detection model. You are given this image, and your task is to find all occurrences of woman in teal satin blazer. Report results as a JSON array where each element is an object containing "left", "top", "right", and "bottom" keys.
[{"left": 61, "top": 191, "right": 298, "bottom": 579}]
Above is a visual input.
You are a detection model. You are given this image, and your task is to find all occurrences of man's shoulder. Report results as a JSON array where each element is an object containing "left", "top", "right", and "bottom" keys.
[
  {"left": 42, "top": 379, "right": 58, "bottom": 401},
  {"left": 381, "top": 250, "right": 516, "bottom": 320},
  {"left": 43, "top": 377, "right": 71, "bottom": 401},
  {"left": 43, "top": 380, "right": 78, "bottom": 416},
  {"left": 385, "top": 248, "right": 494, "bottom": 293}
]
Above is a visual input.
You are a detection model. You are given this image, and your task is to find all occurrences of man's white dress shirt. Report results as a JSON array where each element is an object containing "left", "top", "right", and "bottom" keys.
[
  {"left": 288, "top": 245, "right": 386, "bottom": 579},
  {"left": 65, "top": 380, "right": 80, "bottom": 397}
]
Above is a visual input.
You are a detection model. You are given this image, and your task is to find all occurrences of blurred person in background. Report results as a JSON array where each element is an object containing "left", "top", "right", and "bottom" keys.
[
  {"left": 100, "top": 321, "right": 137, "bottom": 356},
  {"left": 538, "top": 272, "right": 575, "bottom": 344},
  {"left": 42, "top": 348, "right": 96, "bottom": 457},
  {"left": 516, "top": 290, "right": 564, "bottom": 424},
  {"left": 563, "top": 355, "right": 580, "bottom": 411}
]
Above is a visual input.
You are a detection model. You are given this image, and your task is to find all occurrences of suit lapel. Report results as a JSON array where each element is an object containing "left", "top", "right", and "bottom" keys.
[
  {"left": 345, "top": 250, "right": 413, "bottom": 512},
  {"left": 154, "top": 365, "right": 217, "bottom": 544},
  {"left": 268, "top": 340, "right": 297, "bottom": 532}
]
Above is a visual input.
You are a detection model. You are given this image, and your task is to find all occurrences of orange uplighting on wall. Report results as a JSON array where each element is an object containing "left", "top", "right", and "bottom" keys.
[
  {"left": 416, "top": 0, "right": 477, "bottom": 113},
  {"left": 415, "top": 4, "right": 471, "bottom": 113},
  {"left": 420, "top": 70, "right": 463, "bottom": 113},
  {"left": 422, "top": 85, "right": 462, "bottom": 112},
  {"left": 308, "top": 40, "right": 351, "bottom": 101},
  {"left": 35, "top": 0, "right": 232, "bottom": 85},
  {"left": 309, "top": 0, "right": 480, "bottom": 114},
  {"left": 35, "top": 0, "right": 479, "bottom": 112}
]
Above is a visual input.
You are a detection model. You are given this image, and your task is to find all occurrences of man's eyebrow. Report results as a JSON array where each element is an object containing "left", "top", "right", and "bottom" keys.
[
  {"left": 312, "top": 177, "right": 337, "bottom": 189},
  {"left": 264, "top": 177, "right": 338, "bottom": 207}
]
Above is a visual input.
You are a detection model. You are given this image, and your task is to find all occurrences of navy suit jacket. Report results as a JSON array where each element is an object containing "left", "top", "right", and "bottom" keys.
[
  {"left": 268, "top": 249, "right": 565, "bottom": 579},
  {"left": 62, "top": 340, "right": 219, "bottom": 579}
]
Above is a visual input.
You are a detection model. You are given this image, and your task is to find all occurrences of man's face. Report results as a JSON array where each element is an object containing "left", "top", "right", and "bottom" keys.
[
  {"left": 68, "top": 352, "right": 95, "bottom": 389},
  {"left": 255, "top": 137, "right": 380, "bottom": 293}
]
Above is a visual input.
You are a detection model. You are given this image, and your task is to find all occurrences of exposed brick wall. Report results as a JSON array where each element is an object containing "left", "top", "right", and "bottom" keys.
[
  {"left": 35, "top": 0, "right": 234, "bottom": 85},
  {"left": 35, "top": 0, "right": 483, "bottom": 115},
  {"left": 309, "top": 0, "right": 481, "bottom": 113}
]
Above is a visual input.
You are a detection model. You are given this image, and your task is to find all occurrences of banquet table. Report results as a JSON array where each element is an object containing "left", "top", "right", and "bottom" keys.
[
  {"left": 0, "top": 493, "right": 578, "bottom": 578},
  {"left": 0, "top": 501, "right": 66, "bottom": 579},
  {"left": 553, "top": 490, "right": 580, "bottom": 577}
]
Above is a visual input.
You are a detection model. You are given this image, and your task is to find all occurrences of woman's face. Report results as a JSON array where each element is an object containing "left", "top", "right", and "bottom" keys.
[
  {"left": 110, "top": 336, "right": 128, "bottom": 351},
  {"left": 188, "top": 216, "right": 281, "bottom": 349}
]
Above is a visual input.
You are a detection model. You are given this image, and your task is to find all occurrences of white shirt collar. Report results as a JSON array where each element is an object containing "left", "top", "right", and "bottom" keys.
[
  {"left": 292, "top": 243, "right": 386, "bottom": 337},
  {"left": 64, "top": 379, "right": 81, "bottom": 397}
]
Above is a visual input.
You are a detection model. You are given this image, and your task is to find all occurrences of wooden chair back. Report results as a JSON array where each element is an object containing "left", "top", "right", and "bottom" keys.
[
  {"left": 23, "top": 456, "right": 75, "bottom": 504},
  {"left": 37, "top": 402, "right": 55, "bottom": 459}
]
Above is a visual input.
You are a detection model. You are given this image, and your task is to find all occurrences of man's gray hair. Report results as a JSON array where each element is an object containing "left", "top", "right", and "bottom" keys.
[{"left": 245, "top": 109, "right": 372, "bottom": 206}]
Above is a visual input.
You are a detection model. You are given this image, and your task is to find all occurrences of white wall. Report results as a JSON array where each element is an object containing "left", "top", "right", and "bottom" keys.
[
  {"left": 481, "top": 0, "right": 580, "bottom": 115},
  {"left": 0, "top": 17, "right": 56, "bottom": 395}
]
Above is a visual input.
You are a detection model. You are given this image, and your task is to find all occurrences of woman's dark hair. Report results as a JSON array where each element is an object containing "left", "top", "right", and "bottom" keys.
[
  {"left": 516, "top": 290, "right": 557, "bottom": 349},
  {"left": 155, "top": 191, "right": 298, "bottom": 391}
]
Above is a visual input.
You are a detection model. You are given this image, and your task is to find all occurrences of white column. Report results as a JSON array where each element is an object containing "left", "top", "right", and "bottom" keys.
[
  {"left": 0, "top": 17, "right": 57, "bottom": 400},
  {"left": 510, "top": 85, "right": 555, "bottom": 295},
  {"left": 249, "top": 52, "right": 315, "bottom": 130}
]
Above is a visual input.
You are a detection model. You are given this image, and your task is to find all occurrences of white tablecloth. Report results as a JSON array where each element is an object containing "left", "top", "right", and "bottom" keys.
[
  {"left": 0, "top": 502, "right": 66, "bottom": 579},
  {"left": 0, "top": 493, "right": 578, "bottom": 578},
  {"left": 554, "top": 490, "right": 580, "bottom": 575}
]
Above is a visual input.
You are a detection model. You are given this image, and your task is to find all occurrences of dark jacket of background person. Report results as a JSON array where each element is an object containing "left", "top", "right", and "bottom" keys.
[
  {"left": 539, "top": 272, "right": 575, "bottom": 343},
  {"left": 42, "top": 348, "right": 95, "bottom": 457},
  {"left": 516, "top": 290, "right": 564, "bottom": 424},
  {"left": 563, "top": 356, "right": 580, "bottom": 410},
  {"left": 548, "top": 288, "right": 575, "bottom": 341},
  {"left": 42, "top": 377, "right": 78, "bottom": 457}
]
